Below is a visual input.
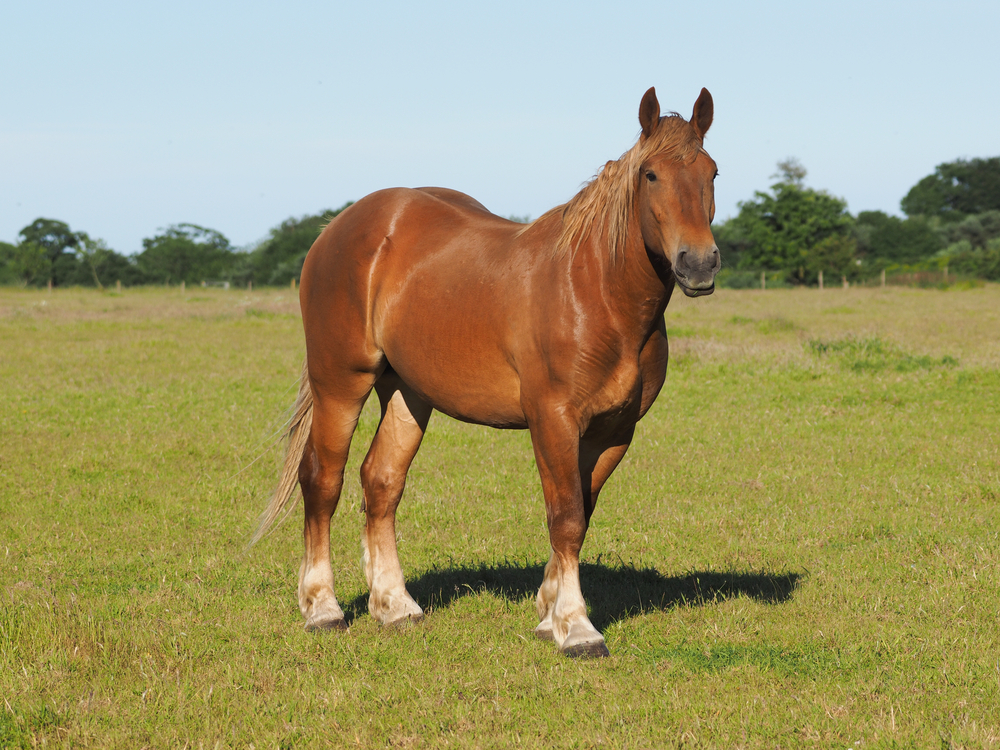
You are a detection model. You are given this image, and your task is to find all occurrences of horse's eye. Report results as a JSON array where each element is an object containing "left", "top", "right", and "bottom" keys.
[{"left": 646, "top": 171, "right": 657, "bottom": 182}]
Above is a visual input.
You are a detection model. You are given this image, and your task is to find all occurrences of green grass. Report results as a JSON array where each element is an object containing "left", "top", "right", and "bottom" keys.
[
  {"left": 807, "top": 336, "right": 960, "bottom": 372},
  {"left": 2, "top": 284, "right": 1000, "bottom": 748}
]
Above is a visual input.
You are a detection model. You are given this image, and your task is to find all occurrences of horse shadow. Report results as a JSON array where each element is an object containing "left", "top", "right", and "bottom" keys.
[{"left": 342, "top": 559, "right": 801, "bottom": 630}]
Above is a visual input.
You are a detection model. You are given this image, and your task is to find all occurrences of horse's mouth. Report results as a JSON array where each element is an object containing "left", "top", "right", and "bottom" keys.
[{"left": 677, "top": 279, "right": 715, "bottom": 297}]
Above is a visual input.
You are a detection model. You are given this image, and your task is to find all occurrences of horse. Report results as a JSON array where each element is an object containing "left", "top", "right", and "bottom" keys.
[{"left": 252, "top": 86, "right": 720, "bottom": 658}]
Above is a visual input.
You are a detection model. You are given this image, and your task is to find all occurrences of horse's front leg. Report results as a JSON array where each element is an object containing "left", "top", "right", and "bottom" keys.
[
  {"left": 527, "top": 409, "right": 610, "bottom": 658},
  {"left": 534, "top": 433, "right": 634, "bottom": 646}
]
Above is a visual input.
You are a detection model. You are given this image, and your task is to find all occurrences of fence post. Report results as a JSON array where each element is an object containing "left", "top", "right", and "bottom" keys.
[
  {"left": 881, "top": 269, "right": 886, "bottom": 288},
  {"left": 180, "top": 280, "right": 185, "bottom": 294},
  {"left": 291, "top": 277, "right": 297, "bottom": 291},
  {"left": 818, "top": 270, "right": 824, "bottom": 290},
  {"left": 116, "top": 280, "right": 121, "bottom": 293},
  {"left": 248, "top": 281, "right": 253, "bottom": 293},
  {"left": 842, "top": 275, "right": 848, "bottom": 289},
  {"left": 761, "top": 271, "right": 766, "bottom": 290}
]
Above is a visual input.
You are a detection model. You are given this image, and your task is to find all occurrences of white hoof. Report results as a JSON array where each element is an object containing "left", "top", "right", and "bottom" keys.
[
  {"left": 370, "top": 591, "right": 424, "bottom": 627},
  {"left": 304, "top": 615, "right": 347, "bottom": 632},
  {"left": 559, "top": 621, "right": 609, "bottom": 658},
  {"left": 534, "top": 616, "right": 554, "bottom": 641},
  {"left": 302, "top": 596, "right": 346, "bottom": 632}
]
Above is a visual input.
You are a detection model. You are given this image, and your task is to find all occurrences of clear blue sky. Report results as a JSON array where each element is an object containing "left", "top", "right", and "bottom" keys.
[{"left": 3, "top": 0, "right": 998, "bottom": 254}]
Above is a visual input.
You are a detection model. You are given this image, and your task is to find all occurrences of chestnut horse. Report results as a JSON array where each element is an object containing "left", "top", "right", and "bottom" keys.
[{"left": 253, "top": 87, "right": 719, "bottom": 657}]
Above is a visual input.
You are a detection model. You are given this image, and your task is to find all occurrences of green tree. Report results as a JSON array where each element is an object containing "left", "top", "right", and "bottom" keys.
[
  {"left": 936, "top": 210, "right": 1000, "bottom": 250},
  {"left": 1, "top": 241, "right": 50, "bottom": 286},
  {"left": 238, "top": 203, "right": 352, "bottom": 286},
  {"left": 943, "top": 237, "right": 1000, "bottom": 281},
  {"left": 726, "top": 163, "right": 853, "bottom": 282},
  {"left": 76, "top": 237, "right": 146, "bottom": 287},
  {"left": 806, "top": 235, "right": 859, "bottom": 283},
  {"left": 0, "top": 242, "right": 16, "bottom": 284},
  {"left": 713, "top": 218, "right": 751, "bottom": 271},
  {"left": 75, "top": 235, "right": 106, "bottom": 289},
  {"left": 137, "top": 224, "right": 236, "bottom": 284},
  {"left": 771, "top": 157, "right": 807, "bottom": 186},
  {"left": 901, "top": 157, "right": 1000, "bottom": 221},
  {"left": 18, "top": 218, "right": 84, "bottom": 286},
  {"left": 853, "top": 211, "right": 943, "bottom": 265},
  {"left": 54, "top": 252, "right": 90, "bottom": 286},
  {"left": 90, "top": 249, "right": 146, "bottom": 287},
  {"left": 75, "top": 235, "right": 139, "bottom": 289}
]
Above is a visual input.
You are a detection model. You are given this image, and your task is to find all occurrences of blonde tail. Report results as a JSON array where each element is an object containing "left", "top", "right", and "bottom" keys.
[{"left": 250, "top": 359, "right": 313, "bottom": 546}]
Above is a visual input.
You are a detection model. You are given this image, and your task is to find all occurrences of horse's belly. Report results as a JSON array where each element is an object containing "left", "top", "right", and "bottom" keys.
[{"left": 383, "top": 338, "right": 526, "bottom": 429}]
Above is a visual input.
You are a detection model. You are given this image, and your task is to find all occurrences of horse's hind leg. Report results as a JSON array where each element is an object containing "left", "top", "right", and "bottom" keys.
[
  {"left": 298, "top": 372, "right": 376, "bottom": 631},
  {"left": 359, "top": 374, "right": 432, "bottom": 626}
]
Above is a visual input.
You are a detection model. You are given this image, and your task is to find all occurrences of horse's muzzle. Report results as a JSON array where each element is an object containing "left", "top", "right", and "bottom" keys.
[{"left": 674, "top": 245, "right": 720, "bottom": 297}]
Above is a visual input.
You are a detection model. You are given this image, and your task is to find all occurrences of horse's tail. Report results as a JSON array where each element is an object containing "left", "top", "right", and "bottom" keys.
[{"left": 249, "top": 358, "right": 313, "bottom": 547}]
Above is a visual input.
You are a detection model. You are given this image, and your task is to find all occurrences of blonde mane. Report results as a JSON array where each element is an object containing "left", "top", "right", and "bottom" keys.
[{"left": 523, "top": 114, "right": 703, "bottom": 261}]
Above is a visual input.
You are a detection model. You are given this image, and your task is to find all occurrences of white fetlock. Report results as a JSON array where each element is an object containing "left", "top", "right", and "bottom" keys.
[{"left": 361, "top": 530, "right": 374, "bottom": 588}]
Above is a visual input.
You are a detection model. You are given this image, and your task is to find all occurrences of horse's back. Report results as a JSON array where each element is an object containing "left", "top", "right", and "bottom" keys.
[
  {"left": 413, "top": 187, "right": 495, "bottom": 217},
  {"left": 313, "top": 187, "right": 514, "bottom": 262}
]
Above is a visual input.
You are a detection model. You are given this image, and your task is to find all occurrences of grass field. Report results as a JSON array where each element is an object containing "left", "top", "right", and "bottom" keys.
[{"left": 2, "top": 284, "right": 999, "bottom": 748}]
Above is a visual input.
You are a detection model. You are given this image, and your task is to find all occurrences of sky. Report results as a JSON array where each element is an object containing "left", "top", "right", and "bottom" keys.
[{"left": 2, "top": 0, "right": 999, "bottom": 254}]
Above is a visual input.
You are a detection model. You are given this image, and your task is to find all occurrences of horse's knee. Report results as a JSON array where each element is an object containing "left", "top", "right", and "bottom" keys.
[
  {"left": 360, "top": 456, "right": 406, "bottom": 515},
  {"left": 546, "top": 511, "right": 587, "bottom": 555}
]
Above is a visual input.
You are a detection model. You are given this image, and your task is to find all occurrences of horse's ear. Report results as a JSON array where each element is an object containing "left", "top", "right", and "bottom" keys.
[
  {"left": 639, "top": 87, "right": 660, "bottom": 139},
  {"left": 691, "top": 87, "right": 713, "bottom": 140}
]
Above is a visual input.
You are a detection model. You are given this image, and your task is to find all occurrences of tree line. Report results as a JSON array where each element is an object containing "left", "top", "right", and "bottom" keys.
[
  {"left": 715, "top": 156, "right": 1000, "bottom": 287},
  {"left": 3, "top": 155, "right": 999, "bottom": 289},
  {"left": 0, "top": 204, "right": 352, "bottom": 289}
]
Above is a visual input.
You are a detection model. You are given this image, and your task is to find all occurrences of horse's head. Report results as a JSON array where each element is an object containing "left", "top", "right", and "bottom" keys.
[{"left": 636, "top": 87, "right": 719, "bottom": 297}]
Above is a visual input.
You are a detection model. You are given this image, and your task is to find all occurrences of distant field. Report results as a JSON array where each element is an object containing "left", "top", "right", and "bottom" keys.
[{"left": 2, "top": 284, "right": 999, "bottom": 748}]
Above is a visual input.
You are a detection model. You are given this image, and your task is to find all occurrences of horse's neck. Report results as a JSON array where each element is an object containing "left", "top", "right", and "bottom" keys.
[{"left": 585, "top": 220, "right": 674, "bottom": 338}]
